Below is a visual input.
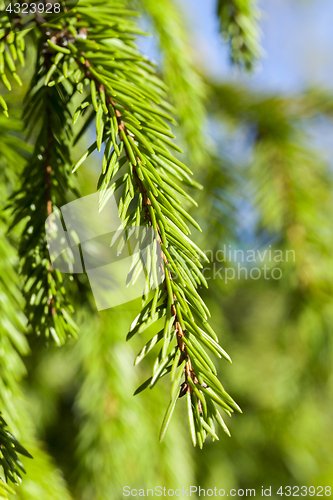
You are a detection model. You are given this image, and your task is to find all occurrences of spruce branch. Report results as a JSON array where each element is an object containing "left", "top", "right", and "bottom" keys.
[
  {"left": 37, "top": 0, "right": 240, "bottom": 446},
  {"left": 217, "top": 0, "right": 261, "bottom": 71},
  {"left": 0, "top": 415, "right": 32, "bottom": 492},
  {"left": 10, "top": 37, "right": 79, "bottom": 344}
]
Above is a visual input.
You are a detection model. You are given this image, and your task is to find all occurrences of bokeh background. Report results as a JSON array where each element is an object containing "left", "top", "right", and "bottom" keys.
[{"left": 2, "top": 0, "right": 333, "bottom": 498}]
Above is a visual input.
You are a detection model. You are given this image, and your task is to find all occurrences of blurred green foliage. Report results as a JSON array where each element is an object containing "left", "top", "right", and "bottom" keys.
[{"left": 0, "top": 0, "right": 333, "bottom": 498}]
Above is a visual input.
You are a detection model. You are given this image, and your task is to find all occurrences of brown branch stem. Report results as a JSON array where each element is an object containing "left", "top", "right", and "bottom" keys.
[{"left": 80, "top": 54, "right": 197, "bottom": 396}]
